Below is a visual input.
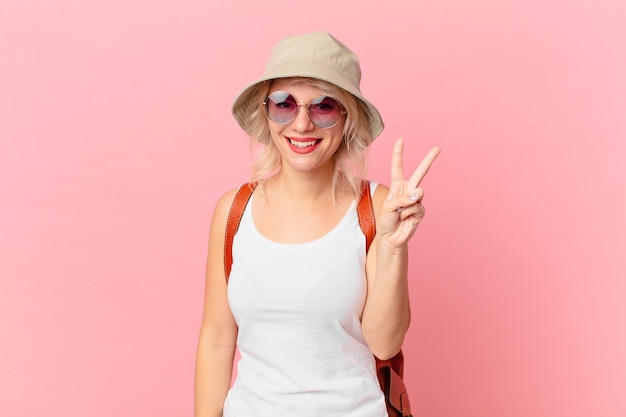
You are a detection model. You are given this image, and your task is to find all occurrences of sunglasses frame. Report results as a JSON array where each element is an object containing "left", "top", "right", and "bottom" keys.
[{"left": 262, "top": 91, "right": 347, "bottom": 129}]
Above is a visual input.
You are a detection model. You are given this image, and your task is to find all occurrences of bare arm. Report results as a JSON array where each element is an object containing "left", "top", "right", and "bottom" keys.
[
  {"left": 194, "top": 189, "right": 240, "bottom": 417},
  {"left": 362, "top": 138, "right": 441, "bottom": 359}
]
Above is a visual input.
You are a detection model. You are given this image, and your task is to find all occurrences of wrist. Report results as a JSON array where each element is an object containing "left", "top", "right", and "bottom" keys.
[{"left": 376, "top": 237, "right": 409, "bottom": 257}]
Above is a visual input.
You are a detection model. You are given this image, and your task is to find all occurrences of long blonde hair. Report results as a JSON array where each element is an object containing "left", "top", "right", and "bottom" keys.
[{"left": 238, "top": 77, "right": 374, "bottom": 201}]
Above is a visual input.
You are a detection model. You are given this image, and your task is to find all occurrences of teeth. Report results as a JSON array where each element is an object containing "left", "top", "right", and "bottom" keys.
[{"left": 289, "top": 139, "right": 318, "bottom": 148}]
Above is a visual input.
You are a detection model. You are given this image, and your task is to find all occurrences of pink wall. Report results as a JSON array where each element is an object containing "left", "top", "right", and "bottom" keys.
[{"left": 1, "top": 0, "right": 624, "bottom": 416}]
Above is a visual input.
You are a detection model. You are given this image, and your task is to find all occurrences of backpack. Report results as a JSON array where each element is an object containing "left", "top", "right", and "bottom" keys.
[{"left": 223, "top": 181, "right": 413, "bottom": 417}]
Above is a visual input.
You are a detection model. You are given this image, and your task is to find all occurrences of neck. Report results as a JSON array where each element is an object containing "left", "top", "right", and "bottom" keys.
[{"left": 264, "top": 164, "right": 342, "bottom": 203}]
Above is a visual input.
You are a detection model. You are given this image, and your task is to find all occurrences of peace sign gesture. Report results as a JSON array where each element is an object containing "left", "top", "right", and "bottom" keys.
[{"left": 377, "top": 138, "right": 441, "bottom": 248}]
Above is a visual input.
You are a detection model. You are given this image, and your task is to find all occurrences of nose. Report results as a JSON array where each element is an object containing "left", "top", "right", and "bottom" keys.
[{"left": 290, "top": 104, "right": 315, "bottom": 132}]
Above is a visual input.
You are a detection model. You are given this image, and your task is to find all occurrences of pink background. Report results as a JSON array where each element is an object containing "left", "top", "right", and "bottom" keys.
[{"left": 1, "top": 0, "right": 625, "bottom": 416}]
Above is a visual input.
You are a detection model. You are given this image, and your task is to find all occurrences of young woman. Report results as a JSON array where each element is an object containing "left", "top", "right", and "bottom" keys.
[{"left": 194, "top": 32, "right": 440, "bottom": 417}]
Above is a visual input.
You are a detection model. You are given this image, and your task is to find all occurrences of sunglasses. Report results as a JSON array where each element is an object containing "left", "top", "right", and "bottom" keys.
[{"left": 263, "top": 91, "right": 346, "bottom": 129}]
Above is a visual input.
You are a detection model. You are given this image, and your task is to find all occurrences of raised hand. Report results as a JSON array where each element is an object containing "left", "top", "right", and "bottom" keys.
[{"left": 377, "top": 138, "right": 441, "bottom": 248}]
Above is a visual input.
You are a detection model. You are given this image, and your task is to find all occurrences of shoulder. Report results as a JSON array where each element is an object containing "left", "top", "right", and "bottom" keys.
[
  {"left": 211, "top": 182, "right": 260, "bottom": 231},
  {"left": 369, "top": 181, "right": 389, "bottom": 219},
  {"left": 214, "top": 187, "right": 240, "bottom": 218},
  {"left": 209, "top": 186, "right": 245, "bottom": 234}
]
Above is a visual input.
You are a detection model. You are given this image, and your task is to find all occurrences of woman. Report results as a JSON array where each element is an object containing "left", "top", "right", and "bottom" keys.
[{"left": 194, "top": 32, "right": 440, "bottom": 417}]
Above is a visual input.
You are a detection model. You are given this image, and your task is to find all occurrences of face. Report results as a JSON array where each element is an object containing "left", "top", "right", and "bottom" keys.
[{"left": 265, "top": 78, "right": 345, "bottom": 175}]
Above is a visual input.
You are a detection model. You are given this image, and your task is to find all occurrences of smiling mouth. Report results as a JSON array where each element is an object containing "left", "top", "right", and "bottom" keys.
[{"left": 288, "top": 138, "right": 321, "bottom": 148}]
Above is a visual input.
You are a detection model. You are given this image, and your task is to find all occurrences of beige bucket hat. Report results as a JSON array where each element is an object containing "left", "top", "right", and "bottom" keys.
[{"left": 232, "top": 32, "right": 384, "bottom": 140}]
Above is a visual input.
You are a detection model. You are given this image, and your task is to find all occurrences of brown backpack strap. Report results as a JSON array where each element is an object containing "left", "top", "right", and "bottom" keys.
[
  {"left": 224, "top": 182, "right": 257, "bottom": 282},
  {"left": 356, "top": 180, "right": 376, "bottom": 251}
]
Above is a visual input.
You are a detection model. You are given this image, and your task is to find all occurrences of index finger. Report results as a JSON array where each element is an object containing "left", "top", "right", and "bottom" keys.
[
  {"left": 390, "top": 137, "right": 406, "bottom": 184},
  {"left": 408, "top": 146, "right": 441, "bottom": 187}
]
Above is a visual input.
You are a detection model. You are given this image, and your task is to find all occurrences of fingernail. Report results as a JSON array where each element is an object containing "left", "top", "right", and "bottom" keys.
[{"left": 409, "top": 194, "right": 420, "bottom": 201}]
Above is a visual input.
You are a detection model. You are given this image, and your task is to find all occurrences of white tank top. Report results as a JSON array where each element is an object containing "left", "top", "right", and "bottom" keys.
[{"left": 223, "top": 182, "right": 386, "bottom": 417}]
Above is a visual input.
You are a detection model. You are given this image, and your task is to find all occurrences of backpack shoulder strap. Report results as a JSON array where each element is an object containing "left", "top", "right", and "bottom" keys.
[
  {"left": 356, "top": 180, "right": 376, "bottom": 251},
  {"left": 224, "top": 182, "right": 257, "bottom": 282}
]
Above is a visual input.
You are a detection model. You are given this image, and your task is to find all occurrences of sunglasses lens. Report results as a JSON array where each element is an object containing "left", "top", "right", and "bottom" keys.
[
  {"left": 309, "top": 96, "right": 341, "bottom": 128},
  {"left": 265, "top": 92, "right": 342, "bottom": 128},
  {"left": 265, "top": 92, "right": 298, "bottom": 124}
]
